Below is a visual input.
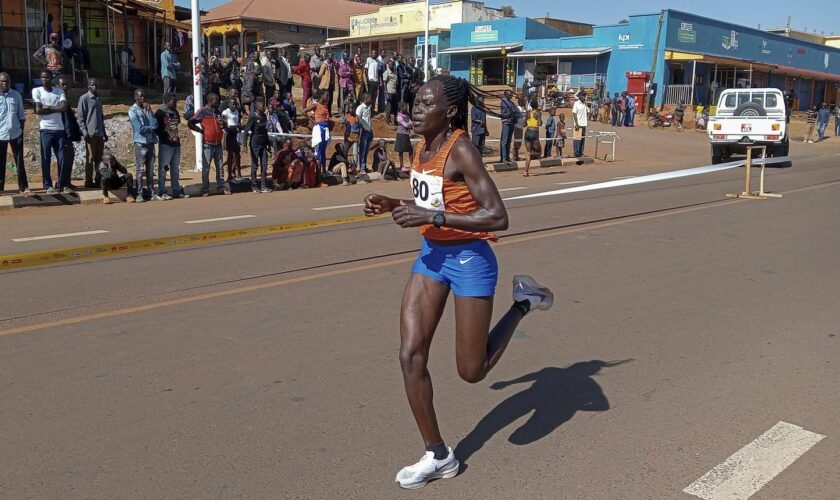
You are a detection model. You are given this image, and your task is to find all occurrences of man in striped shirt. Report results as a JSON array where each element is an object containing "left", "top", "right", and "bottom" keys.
[{"left": 804, "top": 106, "right": 817, "bottom": 143}]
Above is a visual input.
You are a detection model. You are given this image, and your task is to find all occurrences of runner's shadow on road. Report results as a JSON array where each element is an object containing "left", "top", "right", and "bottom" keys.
[{"left": 455, "top": 359, "right": 633, "bottom": 471}]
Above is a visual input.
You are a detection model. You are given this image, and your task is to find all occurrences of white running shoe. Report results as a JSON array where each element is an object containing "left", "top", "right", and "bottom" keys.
[
  {"left": 395, "top": 448, "right": 459, "bottom": 489},
  {"left": 512, "top": 275, "right": 554, "bottom": 312}
]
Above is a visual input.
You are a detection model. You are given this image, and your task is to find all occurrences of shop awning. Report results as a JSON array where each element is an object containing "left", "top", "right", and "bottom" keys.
[
  {"left": 665, "top": 50, "right": 776, "bottom": 72},
  {"left": 772, "top": 65, "right": 840, "bottom": 81},
  {"left": 438, "top": 43, "right": 523, "bottom": 55},
  {"left": 507, "top": 47, "right": 611, "bottom": 58}
]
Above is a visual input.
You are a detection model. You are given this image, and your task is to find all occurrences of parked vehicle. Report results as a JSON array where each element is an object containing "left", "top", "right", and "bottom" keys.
[
  {"left": 647, "top": 110, "right": 674, "bottom": 129},
  {"left": 707, "top": 88, "right": 790, "bottom": 166}
]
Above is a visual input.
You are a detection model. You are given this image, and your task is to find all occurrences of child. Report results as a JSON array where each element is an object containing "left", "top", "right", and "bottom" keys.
[
  {"left": 372, "top": 139, "right": 398, "bottom": 180},
  {"left": 343, "top": 103, "right": 361, "bottom": 168},
  {"left": 282, "top": 92, "right": 297, "bottom": 123},
  {"left": 543, "top": 109, "right": 556, "bottom": 158},
  {"left": 221, "top": 98, "right": 242, "bottom": 182},
  {"left": 98, "top": 153, "right": 136, "bottom": 204},
  {"left": 394, "top": 102, "right": 413, "bottom": 174},
  {"left": 554, "top": 113, "right": 567, "bottom": 158}
]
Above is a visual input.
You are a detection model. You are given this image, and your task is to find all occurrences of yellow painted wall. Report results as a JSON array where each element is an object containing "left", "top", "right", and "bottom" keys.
[{"left": 350, "top": 0, "right": 465, "bottom": 37}]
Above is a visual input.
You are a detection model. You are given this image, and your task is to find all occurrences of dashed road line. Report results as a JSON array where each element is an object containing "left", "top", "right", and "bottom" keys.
[
  {"left": 555, "top": 181, "right": 588, "bottom": 186},
  {"left": 498, "top": 187, "right": 527, "bottom": 192},
  {"left": 312, "top": 203, "right": 365, "bottom": 211},
  {"left": 683, "top": 421, "right": 824, "bottom": 500},
  {"left": 12, "top": 230, "right": 109, "bottom": 243},
  {"left": 184, "top": 215, "right": 257, "bottom": 224},
  {"left": 610, "top": 176, "right": 637, "bottom": 180}
]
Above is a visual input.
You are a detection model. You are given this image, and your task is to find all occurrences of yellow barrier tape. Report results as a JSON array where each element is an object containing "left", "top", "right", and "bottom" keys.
[{"left": 0, "top": 214, "right": 377, "bottom": 271}]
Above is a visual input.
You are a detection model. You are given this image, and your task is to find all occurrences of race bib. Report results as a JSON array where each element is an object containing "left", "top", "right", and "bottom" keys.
[{"left": 410, "top": 169, "right": 445, "bottom": 211}]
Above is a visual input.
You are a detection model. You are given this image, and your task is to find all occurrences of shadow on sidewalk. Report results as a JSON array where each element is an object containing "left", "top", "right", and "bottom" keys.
[{"left": 455, "top": 359, "right": 633, "bottom": 470}]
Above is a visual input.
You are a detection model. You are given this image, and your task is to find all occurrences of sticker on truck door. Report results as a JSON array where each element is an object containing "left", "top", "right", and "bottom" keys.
[{"left": 741, "top": 123, "right": 752, "bottom": 133}]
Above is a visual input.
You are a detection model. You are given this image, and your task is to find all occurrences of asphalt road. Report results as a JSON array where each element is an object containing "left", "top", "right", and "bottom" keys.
[{"left": 1, "top": 144, "right": 839, "bottom": 498}]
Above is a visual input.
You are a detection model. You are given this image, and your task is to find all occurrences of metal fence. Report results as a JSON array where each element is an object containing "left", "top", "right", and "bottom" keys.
[{"left": 664, "top": 84, "right": 693, "bottom": 105}]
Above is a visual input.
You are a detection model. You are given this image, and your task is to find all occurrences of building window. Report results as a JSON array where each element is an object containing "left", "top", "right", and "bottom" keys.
[{"left": 289, "top": 24, "right": 300, "bottom": 32}]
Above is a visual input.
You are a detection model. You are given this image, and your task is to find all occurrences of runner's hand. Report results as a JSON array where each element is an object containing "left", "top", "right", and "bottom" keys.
[
  {"left": 364, "top": 194, "right": 398, "bottom": 215},
  {"left": 392, "top": 203, "right": 433, "bottom": 228}
]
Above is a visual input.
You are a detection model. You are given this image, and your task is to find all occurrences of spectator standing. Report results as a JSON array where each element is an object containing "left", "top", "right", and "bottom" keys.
[
  {"left": 513, "top": 97, "right": 526, "bottom": 161},
  {"left": 154, "top": 93, "right": 183, "bottom": 199},
  {"left": 221, "top": 97, "right": 242, "bottom": 182},
  {"left": 499, "top": 89, "right": 516, "bottom": 163},
  {"left": 356, "top": 92, "right": 373, "bottom": 173},
  {"left": 554, "top": 112, "right": 567, "bottom": 158},
  {"left": 835, "top": 104, "right": 840, "bottom": 137},
  {"left": 471, "top": 96, "right": 487, "bottom": 154},
  {"left": 226, "top": 53, "right": 242, "bottom": 92},
  {"left": 98, "top": 153, "right": 135, "bottom": 204},
  {"left": 209, "top": 47, "right": 224, "bottom": 96},
  {"left": 397, "top": 55, "right": 416, "bottom": 112},
  {"left": 310, "top": 47, "right": 323, "bottom": 91},
  {"left": 282, "top": 91, "right": 297, "bottom": 123},
  {"left": 244, "top": 98, "right": 271, "bottom": 193},
  {"left": 353, "top": 47, "right": 367, "bottom": 100},
  {"left": 365, "top": 50, "right": 381, "bottom": 115},
  {"left": 261, "top": 50, "right": 276, "bottom": 103},
  {"left": 383, "top": 60, "right": 399, "bottom": 126},
  {"left": 626, "top": 94, "right": 636, "bottom": 126},
  {"left": 77, "top": 78, "right": 107, "bottom": 188},
  {"left": 543, "top": 109, "right": 556, "bottom": 158},
  {"left": 128, "top": 88, "right": 158, "bottom": 201},
  {"left": 572, "top": 91, "right": 589, "bottom": 159},
  {"left": 337, "top": 53, "right": 354, "bottom": 115},
  {"left": 610, "top": 92, "right": 619, "bottom": 126},
  {"left": 293, "top": 54, "right": 313, "bottom": 108},
  {"left": 277, "top": 48, "right": 293, "bottom": 97},
  {"left": 0, "top": 72, "right": 31, "bottom": 195},
  {"left": 674, "top": 101, "right": 686, "bottom": 132},
  {"left": 318, "top": 54, "right": 335, "bottom": 115},
  {"left": 188, "top": 93, "right": 229, "bottom": 196},
  {"left": 160, "top": 41, "right": 180, "bottom": 94},
  {"left": 303, "top": 91, "right": 332, "bottom": 178},
  {"left": 395, "top": 102, "right": 414, "bottom": 173},
  {"left": 616, "top": 92, "right": 626, "bottom": 127},
  {"left": 33, "top": 33, "right": 64, "bottom": 78},
  {"left": 32, "top": 70, "right": 68, "bottom": 194},
  {"left": 816, "top": 103, "right": 830, "bottom": 141},
  {"left": 343, "top": 104, "right": 361, "bottom": 167},
  {"left": 804, "top": 106, "right": 817, "bottom": 142}
]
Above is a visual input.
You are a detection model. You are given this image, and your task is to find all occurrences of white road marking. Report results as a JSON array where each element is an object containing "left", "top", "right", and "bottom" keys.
[
  {"left": 12, "top": 230, "right": 109, "bottom": 242},
  {"left": 184, "top": 215, "right": 257, "bottom": 224},
  {"left": 555, "top": 181, "right": 588, "bottom": 186},
  {"left": 504, "top": 158, "right": 776, "bottom": 201},
  {"left": 610, "top": 176, "right": 637, "bottom": 180},
  {"left": 498, "top": 187, "right": 527, "bottom": 192},
  {"left": 683, "top": 421, "right": 824, "bottom": 500},
  {"left": 312, "top": 203, "right": 365, "bottom": 211}
]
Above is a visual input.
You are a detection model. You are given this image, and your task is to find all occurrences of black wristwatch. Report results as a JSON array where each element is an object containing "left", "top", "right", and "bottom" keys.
[{"left": 432, "top": 212, "right": 446, "bottom": 229}]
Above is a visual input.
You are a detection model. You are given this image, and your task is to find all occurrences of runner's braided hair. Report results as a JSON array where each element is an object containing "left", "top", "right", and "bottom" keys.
[{"left": 428, "top": 75, "right": 506, "bottom": 138}]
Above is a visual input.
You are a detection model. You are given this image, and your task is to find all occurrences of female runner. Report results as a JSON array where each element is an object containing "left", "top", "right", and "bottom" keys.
[{"left": 363, "top": 75, "right": 554, "bottom": 489}]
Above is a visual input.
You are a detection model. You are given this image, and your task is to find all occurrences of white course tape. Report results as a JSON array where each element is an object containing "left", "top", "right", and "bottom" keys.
[{"left": 503, "top": 157, "right": 790, "bottom": 201}]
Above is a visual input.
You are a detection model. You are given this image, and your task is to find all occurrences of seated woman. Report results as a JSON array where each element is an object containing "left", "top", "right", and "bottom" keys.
[
  {"left": 372, "top": 139, "right": 399, "bottom": 180},
  {"left": 271, "top": 138, "right": 296, "bottom": 189}
]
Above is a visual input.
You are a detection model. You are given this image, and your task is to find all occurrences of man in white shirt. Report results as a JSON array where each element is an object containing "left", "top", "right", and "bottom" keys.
[
  {"left": 355, "top": 92, "right": 373, "bottom": 174},
  {"left": 571, "top": 91, "right": 589, "bottom": 158},
  {"left": 365, "top": 49, "right": 381, "bottom": 115},
  {"left": 32, "top": 70, "right": 69, "bottom": 194}
]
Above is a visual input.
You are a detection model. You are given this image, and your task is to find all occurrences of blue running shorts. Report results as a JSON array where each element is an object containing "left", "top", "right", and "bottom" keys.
[{"left": 412, "top": 238, "right": 498, "bottom": 297}]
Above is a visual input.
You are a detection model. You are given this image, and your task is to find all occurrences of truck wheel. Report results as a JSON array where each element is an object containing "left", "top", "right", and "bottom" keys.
[
  {"left": 711, "top": 145, "right": 722, "bottom": 164},
  {"left": 732, "top": 102, "right": 767, "bottom": 117}
]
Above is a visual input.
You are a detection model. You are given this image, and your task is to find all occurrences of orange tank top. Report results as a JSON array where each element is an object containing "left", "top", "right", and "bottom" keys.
[
  {"left": 315, "top": 103, "right": 330, "bottom": 123},
  {"left": 410, "top": 129, "right": 497, "bottom": 242}
]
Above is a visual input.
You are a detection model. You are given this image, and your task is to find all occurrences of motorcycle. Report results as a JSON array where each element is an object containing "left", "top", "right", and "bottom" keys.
[{"left": 647, "top": 110, "right": 675, "bottom": 129}]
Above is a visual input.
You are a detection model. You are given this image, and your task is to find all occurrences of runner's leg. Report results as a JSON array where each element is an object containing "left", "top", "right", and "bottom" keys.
[
  {"left": 453, "top": 296, "right": 525, "bottom": 383},
  {"left": 399, "top": 273, "right": 450, "bottom": 446}
]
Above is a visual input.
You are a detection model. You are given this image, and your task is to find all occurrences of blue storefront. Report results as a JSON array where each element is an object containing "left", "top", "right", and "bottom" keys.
[{"left": 445, "top": 10, "right": 840, "bottom": 111}]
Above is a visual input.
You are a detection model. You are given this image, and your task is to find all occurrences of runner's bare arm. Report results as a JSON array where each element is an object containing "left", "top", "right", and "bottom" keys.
[
  {"left": 390, "top": 136, "right": 508, "bottom": 231},
  {"left": 364, "top": 194, "right": 414, "bottom": 216}
]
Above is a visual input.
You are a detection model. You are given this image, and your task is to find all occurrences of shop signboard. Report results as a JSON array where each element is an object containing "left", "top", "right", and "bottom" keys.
[
  {"left": 677, "top": 22, "right": 696, "bottom": 44},
  {"left": 350, "top": 1, "right": 465, "bottom": 37},
  {"left": 471, "top": 25, "right": 499, "bottom": 43}
]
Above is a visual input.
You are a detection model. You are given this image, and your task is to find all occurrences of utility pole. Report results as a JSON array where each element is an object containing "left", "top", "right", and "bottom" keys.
[
  {"left": 191, "top": 0, "right": 203, "bottom": 171},
  {"left": 644, "top": 10, "right": 665, "bottom": 115},
  {"left": 423, "top": 0, "right": 430, "bottom": 82}
]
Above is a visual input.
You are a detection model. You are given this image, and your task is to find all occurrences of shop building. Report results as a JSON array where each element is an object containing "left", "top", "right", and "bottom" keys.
[
  {"left": 201, "top": 0, "right": 369, "bottom": 60},
  {"left": 442, "top": 17, "right": 567, "bottom": 87},
  {"left": 445, "top": 10, "right": 840, "bottom": 111},
  {"left": 326, "top": 0, "right": 502, "bottom": 71}
]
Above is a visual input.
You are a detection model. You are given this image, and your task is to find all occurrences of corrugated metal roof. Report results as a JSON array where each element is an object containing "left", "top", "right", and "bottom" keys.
[{"left": 201, "top": 0, "right": 374, "bottom": 29}]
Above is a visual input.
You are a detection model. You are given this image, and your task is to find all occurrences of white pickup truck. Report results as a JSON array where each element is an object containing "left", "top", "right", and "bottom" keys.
[{"left": 708, "top": 88, "right": 790, "bottom": 166}]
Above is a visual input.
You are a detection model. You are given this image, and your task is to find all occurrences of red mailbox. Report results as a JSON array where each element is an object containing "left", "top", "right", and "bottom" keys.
[{"left": 625, "top": 71, "right": 650, "bottom": 112}]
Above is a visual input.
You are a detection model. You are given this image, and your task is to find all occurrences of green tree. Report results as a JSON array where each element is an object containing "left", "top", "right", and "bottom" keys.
[
  {"left": 618, "top": 18, "right": 629, "bottom": 24},
  {"left": 500, "top": 5, "right": 515, "bottom": 17}
]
